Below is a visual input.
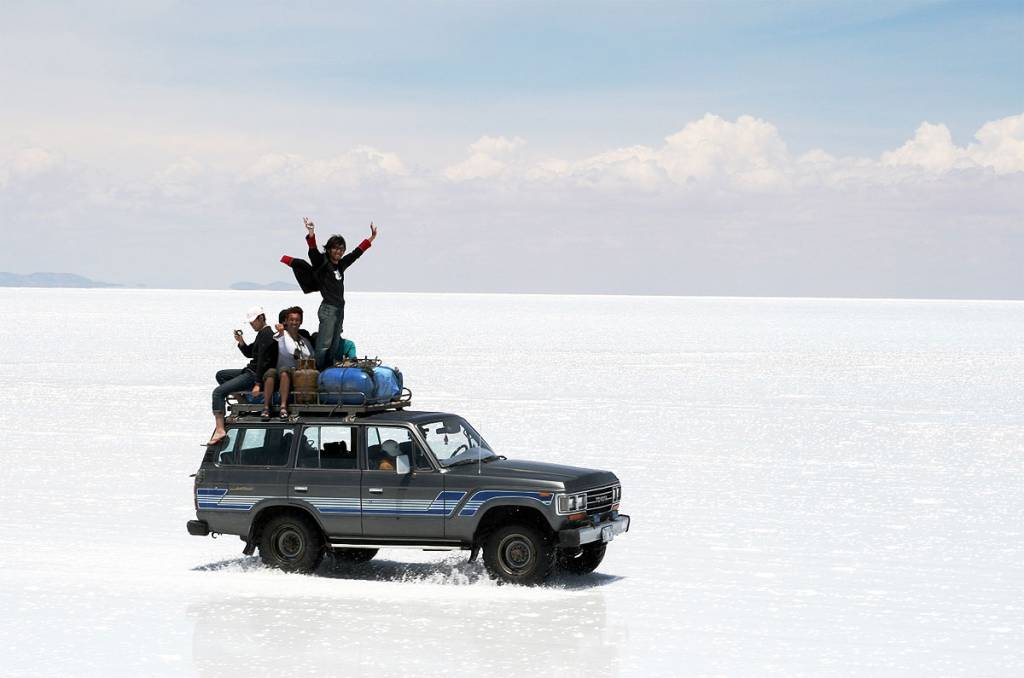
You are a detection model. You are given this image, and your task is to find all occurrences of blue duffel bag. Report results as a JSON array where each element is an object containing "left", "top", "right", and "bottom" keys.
[{"left": 319, "top": 365, "right": 403, "bottom": 405}]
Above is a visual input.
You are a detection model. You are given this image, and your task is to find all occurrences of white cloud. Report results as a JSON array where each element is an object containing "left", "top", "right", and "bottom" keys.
[
  {"left": 444, "top": 135, "right": 526, "bottom": 181},
  {"left": 659, "top": 114, "right": 789, "bottom": 188},
  {"left": 519, "top": 113, "right": 1024, "bottom": 191},
  {"left": 968, "top": 113, "right": 1024, "bottom": 174},
  {"left": 240, "top": 147, "right": 408, "bottom": 193},
  {"left": 881, "top": 113, "right": 1024, "bottom": 175},
  {"left": 881, "top": 121, "right": 962, "bottom": 172},
  {"left": 11, "top": 147, "right": 61, "bottom": 176},
  {"left": 0, "top": 148, "right": 64, "bottom": 188}
]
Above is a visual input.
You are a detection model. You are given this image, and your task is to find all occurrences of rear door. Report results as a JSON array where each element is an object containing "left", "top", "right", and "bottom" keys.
[
  {"left": 360, "top": 424, "right": 445, "bottom": 539},
  {"left": 288, "top": 424, "right": 362, "bottom": 537},
  {"left": 196, "top": 425, "right": 296, "bottom": 535}
]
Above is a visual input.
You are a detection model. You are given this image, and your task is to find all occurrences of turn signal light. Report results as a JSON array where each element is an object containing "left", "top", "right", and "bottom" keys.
[{"left": 568, "top": 512, "right": 587, "bottom": 522}]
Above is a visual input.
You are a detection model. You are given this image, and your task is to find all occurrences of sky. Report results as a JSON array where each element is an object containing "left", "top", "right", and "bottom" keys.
[{"left": 0, "top": 0, "right": 1022, "bottom": 297}]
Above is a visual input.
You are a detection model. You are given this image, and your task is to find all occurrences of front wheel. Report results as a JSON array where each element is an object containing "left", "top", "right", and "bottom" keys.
[
  {"left": 482, "top": 524, "right": 554, "bottom": 585},
  {"left": 258, "top": 514, "right": 324, "bottom": 573},
  {"left": 558, "top": 542, "right": 606, "bottom": 574}
]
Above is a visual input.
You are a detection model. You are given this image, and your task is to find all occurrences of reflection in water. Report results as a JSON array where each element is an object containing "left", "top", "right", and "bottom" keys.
[
  {"left": 192, "top": 553, "right": 624, "bottom": 589},
  {"left": 188, "top": 556, "right": 627, "bottom": 677}
]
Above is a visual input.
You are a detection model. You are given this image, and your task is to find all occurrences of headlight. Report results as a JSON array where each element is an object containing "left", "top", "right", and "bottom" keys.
[
  {"left": 613, "top": 485, "right": 621, "bottom": 501},
  {"left": 557, "top": 492, "right": 588, "bottom": 514}
]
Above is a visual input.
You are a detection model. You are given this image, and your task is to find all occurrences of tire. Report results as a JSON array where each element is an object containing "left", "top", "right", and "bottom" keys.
[
  {"left": 258, "top": 514, "right": 324, "bottom": 573},
  {"left": 482, "top": 523, "right": 555, "bottom": 585},
  {"left": 332, "top": 547, "right": 378, "bottom": 564},
  {"left": 558, "top": 542, "right": 607, "bottom": 575}
]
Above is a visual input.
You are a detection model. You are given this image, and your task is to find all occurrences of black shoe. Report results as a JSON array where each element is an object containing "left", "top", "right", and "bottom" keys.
[{"left": 260, "top": 410, "right": 271, "bottom": 421}]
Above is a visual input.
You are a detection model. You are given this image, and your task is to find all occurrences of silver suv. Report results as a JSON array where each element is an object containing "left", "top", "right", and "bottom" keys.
[{"left": 189, "top": 402, "right": 630, "bottom": 584}]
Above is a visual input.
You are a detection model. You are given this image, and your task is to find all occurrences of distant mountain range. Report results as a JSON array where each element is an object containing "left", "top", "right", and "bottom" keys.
[
  {"left": 0, "top": 272, "right": 301, "bottom": 291},
  {"left": 0, "top": 272, "right": 123, "bottom": 288},
  {"left": 229, "top": 280, "right": 299, "bottom": 291}
]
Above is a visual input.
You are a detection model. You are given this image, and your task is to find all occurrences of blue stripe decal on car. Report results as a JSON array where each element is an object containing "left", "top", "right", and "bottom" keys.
[
  {"left": 458, "top": 490, "right": 553, "bottom": 516},
  {"left": 195, "top": 488, "right": 268, "bottom": 512},
  {"left": 308, "top": 491, "right": 469, "bottom": 517}
]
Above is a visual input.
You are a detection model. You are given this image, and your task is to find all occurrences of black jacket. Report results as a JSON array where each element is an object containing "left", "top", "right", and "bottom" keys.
[
  {"left": 289, "top": 258, "right": 320, "bottom": 294},
  {"left": 285, "top": 234, "right": 371, "bottom": 299},
  {"left": 308, "top": 240, "right": 368, "bottom": 306},
  {"left": 237, "top": 326, "right": 278, "bottom": 379}
]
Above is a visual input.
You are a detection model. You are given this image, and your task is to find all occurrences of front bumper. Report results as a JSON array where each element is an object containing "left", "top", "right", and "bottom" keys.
[{"left": 558, "top": 514, "right": 630, "bottom": 548}]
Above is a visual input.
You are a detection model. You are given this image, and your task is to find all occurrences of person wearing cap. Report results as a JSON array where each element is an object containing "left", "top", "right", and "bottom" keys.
[
  {"left": 205, "top": 305, "right": 278, "bottom": 445},
  {"left": 280, "top": 217, "right": 377, "bottom": 369}
]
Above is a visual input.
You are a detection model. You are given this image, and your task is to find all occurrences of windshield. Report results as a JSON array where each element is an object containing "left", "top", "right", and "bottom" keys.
[{"left": 418, "top": 416, "right": 497, "bottom": 467}]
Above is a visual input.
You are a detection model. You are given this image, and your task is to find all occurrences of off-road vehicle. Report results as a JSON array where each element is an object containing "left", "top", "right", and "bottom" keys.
[{"left": 188, "top": 395, "right": 630, "bottom": 584}]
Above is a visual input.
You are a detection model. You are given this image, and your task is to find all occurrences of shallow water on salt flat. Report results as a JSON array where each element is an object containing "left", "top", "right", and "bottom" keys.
[{"left": 1, "top": 288, "right": 1021, "bottom": 676}]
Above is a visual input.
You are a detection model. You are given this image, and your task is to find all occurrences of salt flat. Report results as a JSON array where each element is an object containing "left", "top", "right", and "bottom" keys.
[{"left": 0, "top": 288, "right": 1021, "bottom": 676}]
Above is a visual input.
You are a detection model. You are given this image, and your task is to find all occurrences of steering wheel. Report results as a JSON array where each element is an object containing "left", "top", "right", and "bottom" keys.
[{"left": 450, "top": 444, "right": 469, "bottom": 457}]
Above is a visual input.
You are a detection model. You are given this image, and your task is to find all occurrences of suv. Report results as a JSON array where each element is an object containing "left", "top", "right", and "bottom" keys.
[{"left": 188, "top": 399, "right": 630, "bottom": 585}]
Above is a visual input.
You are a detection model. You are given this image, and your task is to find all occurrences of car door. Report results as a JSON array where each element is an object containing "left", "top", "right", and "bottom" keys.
[
  {"left": 360, "top": 424, "right": 445, "bottom": 539},
  {"left": 197, "top": 425, "right": 296, "bottom": 535},
  {"left": 288, "top": 424, "right": 362, "bottom": 538}
]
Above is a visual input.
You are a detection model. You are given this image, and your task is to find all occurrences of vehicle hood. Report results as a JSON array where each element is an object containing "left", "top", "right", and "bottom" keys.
[{"left": 446, "top": 458, "right": 617, "bottom": 490}]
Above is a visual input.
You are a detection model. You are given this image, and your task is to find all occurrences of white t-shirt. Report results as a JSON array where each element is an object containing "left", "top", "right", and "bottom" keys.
[{"left": 276, "top": 332, "right": 314, "bottom": 370}]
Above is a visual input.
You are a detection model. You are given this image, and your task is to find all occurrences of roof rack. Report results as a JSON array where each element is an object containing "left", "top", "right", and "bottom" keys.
[{"left": 226, "top": 387, "right": 413, "bottom": 422}]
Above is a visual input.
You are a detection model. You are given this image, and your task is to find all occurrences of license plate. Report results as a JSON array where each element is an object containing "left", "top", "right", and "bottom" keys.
[{"left": 601, "top": 525, "right": 616, "bottom": 542}]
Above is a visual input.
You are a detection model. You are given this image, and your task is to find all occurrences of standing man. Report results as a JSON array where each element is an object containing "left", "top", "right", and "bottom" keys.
[
  {"left": 282, "top": 218, "right": 377, "bottom": 369},
  {"left": 206, "top": 305, "right": 278, "bottom": 445}
]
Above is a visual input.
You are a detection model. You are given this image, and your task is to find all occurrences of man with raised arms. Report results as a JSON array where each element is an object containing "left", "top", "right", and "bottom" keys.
[{"left": 281, "top": 218, "right": 377, "bottom": 369}]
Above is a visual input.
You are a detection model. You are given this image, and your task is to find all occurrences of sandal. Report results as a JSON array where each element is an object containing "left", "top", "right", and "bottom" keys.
[
  {"left": 203, "top": 434, "right": 227, "bottom": 447},
  {"left": 279, "top": 408, "right": 289, "bottom": 420},
  {"left": 260, "top": 410, "right": 271, "bottom": 421}
]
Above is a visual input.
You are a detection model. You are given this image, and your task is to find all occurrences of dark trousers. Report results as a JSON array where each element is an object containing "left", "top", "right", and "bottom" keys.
[{"left": 212, "top": 368, "right": 256, "bottom": 413}]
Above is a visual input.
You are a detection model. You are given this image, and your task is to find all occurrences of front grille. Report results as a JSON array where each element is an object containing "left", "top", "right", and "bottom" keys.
[{"left": 586, "top": 484, "right": 619, "bottom": 514}]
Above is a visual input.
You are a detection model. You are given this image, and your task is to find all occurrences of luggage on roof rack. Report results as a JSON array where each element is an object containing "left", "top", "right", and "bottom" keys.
[
  {"left": 225, "top": 387, "right": 412, "bottom": 420},
  {"left": 320, "top": 365, "right": 402, "bottom": 405},
  {"left": 225, "top": 358, "right": 408, "bottom": 419}
]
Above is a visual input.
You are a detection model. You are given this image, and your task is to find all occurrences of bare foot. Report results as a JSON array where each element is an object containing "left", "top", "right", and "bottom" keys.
[{"left": 203, "top": 432, "right": 227, "bottom": 446}]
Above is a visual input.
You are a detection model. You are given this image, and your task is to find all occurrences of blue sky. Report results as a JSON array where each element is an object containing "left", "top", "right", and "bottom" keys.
[{"left": 1, "top": 1, "right": 1021, "bottom": 296}]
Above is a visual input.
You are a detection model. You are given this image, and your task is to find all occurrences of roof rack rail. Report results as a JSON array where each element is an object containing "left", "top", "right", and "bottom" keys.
[{"left": 226, "top": 387, "right": 413, "bottom": 421}]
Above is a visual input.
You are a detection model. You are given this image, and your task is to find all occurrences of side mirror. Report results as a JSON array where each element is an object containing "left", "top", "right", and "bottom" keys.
[{"left": 395, "top": 454, "right": 410, "bottom": 475}]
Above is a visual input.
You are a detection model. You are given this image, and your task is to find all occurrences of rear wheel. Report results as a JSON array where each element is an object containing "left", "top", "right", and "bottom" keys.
[
  {"left": 483, "top": 523, "right": 554, "bottom": 585},
  {"left": 258, "top": 514, "right": 324, "bottom": 573},
  {"left": 332, "top": 547, "right": 378, "bottom": 564},
  {"left": 558, "top": 542, "right": 607, "bottom": 574}
]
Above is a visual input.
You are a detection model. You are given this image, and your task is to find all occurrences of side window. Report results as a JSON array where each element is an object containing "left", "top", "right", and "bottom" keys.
[
  {"left": 232, "top": 427, "right": 294, "bottom": 466},
  {"left": 365, "top": 426, "right": 432, "bottom": 472},
  {"left": 297, "top": 426, "right": 356, "bottom": 470},
  {"left": 214, "top": 429, "right": 242, "bottom": 465}
]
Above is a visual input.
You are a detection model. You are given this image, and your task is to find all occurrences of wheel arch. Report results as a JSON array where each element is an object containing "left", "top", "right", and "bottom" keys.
[
  {"left": 472, "top": 504, "right": 554, "bottom": 546},
  {"left": 248, "top": 503, "right": 324, "bottom": 545}
]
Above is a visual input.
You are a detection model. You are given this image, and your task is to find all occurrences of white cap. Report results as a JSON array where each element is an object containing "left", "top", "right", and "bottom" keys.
[{"left": 245, "top": 305, "right": 265, "bottom": 323}]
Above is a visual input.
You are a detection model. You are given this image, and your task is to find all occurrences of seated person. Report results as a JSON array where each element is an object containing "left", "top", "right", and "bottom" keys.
[
  {"left": 261, "top": 306, "right": 314, "bottom": 419},
  {"left": 374, "top": 439, "right": 400, "bottom": 471},
  {"left": 335, "top": 336, "right": 358, "bottom": 365},
  {"left": 206, "top": 305, "right": 276, "bottom": 445}
]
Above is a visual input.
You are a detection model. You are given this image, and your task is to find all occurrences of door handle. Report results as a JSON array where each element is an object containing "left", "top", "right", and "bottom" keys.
[
  {"left": 368, "top": 488, "right": 384, "bottom": 494},
  {"left": 294, "top": 486, "right": 308, "bottom": 493}
]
